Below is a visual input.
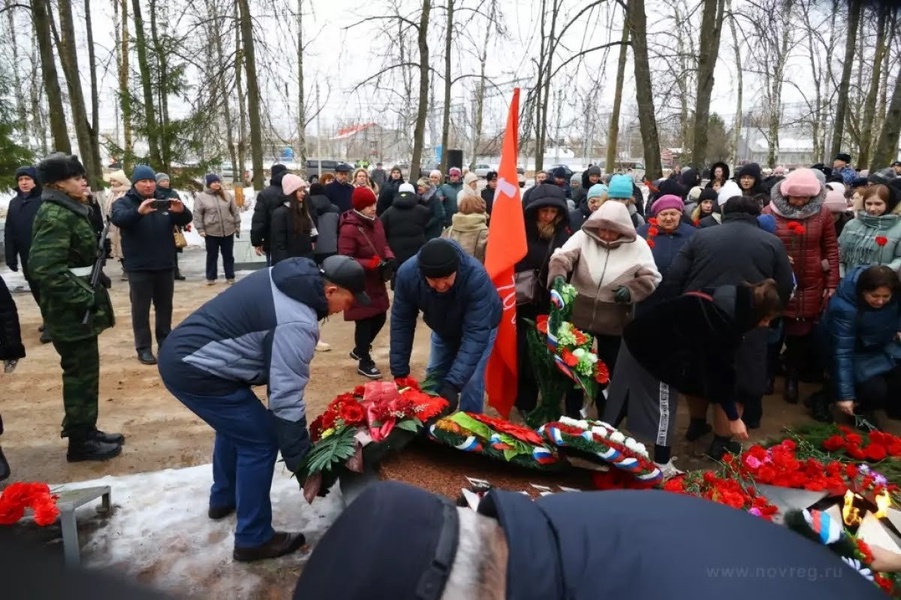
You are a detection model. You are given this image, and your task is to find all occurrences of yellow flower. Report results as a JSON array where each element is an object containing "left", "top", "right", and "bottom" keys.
[{"left": 321, "top": 427, "right": 336, "bottom": 439}]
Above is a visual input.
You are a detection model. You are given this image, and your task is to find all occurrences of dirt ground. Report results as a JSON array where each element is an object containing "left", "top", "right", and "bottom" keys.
[{"left": 2, "top": 249, "right": 899, "bottom": 484}]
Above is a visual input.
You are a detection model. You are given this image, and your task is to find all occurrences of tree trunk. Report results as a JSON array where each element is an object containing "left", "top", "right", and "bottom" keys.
[
  {"left": 55, "top": 0, "right": 102, "bottom": 187},
  {"left": 690, "top": 0, "right": 726, "bottom": 168},
  {"left": 149, "top": 0, "right": 171, "bottom": 171},
  {"left": 870, "top": 60, "right": 901, "bottom": 171},
  {"left": 235, "top": 1, "right": 247, "bottom": 179},
  {"left": 30, "top": 0, "right": 71, "bottom": 153},
  {"left": 605, "top": 23, "right": 629, "bottom": 174},
  {"left": 533, "top": 0, "right": 548, "bottom": 171},
  {"left": 132, "top": 0, "right": 162, "bottom": 166},
  {"left": 727, "top": 1, "right": 742, "bottom": 167},
  {"left": 857, "top": 5, "right": 887, "bottom": 169},
  {"left": 5, "top": 5, "right": 27, "bottom": 130},
  {"left": 627, "top": 0, "right": 662, "bottom": 179},
  {"left": 873, "top": 9, "right": 895, "bottom": 152},
  {"left": 829, "top": 0, "right": 862, "bottom": 160},
  {"left": 410, "top": 0, "right": 431, "bottom": 179},
  {"left": 119, "top": 0, "right": 133, "bottom": 171},
  {"left": 537, "top": 0, "right": 560, "bottom": 171},
  {"left": 439, "top": 0, "right": 453, "bottom": 172},
  {"left": 210, "top": 0, "right": 238, "bottom": 184},
  {"left": 296, "top": 0, "right": 306, "bottom": 171},
  {"left": 84, "top": 0, "right": 103, "bottom": 176},
  {"left": 237, "top": 0, "right": 264, "bottom": 189}
]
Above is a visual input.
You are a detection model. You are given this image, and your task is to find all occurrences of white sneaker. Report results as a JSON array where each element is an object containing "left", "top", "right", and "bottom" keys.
[
  {"left": 315, "top": 341, "right": 331, "bottom": 352},
  {"left": 654, "top": 459, "right": 684, "bottom": 479}
]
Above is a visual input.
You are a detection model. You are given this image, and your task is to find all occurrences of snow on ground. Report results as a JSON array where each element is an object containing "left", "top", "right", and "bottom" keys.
[{"left": 59, "top": 464, "right": 343, "bottom": 598}]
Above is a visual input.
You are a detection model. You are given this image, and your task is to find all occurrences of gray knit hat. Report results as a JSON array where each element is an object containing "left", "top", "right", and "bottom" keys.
[{"left": 155, "top": 172, "right": 170, "bottom": 184}]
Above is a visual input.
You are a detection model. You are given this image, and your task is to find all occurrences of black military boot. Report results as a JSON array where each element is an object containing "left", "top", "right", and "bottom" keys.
[
  {"left": 67, "top": 436, "right": 123, "bottom": 462},
  {"left": 90, "top": 428, "right": 126, "bottom": 445}
]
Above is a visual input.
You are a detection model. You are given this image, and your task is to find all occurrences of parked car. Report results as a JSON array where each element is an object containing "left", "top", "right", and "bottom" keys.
[
  {"left": 305, "top": 159, "right": 354, "bottom": 174},
  {"left": 473, "top": 163, "right": 496, "bottom": 178}
]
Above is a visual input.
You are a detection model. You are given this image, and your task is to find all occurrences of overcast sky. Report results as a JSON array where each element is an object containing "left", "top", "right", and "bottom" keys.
[{"left": 3, "top": 0, "right": 858, "bottom": 150}]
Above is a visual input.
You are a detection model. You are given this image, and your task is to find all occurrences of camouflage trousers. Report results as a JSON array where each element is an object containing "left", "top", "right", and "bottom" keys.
[{"left": 51, "top": 336, "right": 99, "bottom": 439}]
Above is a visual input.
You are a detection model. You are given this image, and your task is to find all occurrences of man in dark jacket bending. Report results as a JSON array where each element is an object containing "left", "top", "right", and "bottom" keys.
[
  {"left": 390, "top": 238, "right": 501, "bottom": 413},
  {"left": 158, "top": 256, "right": 367, "bottom": 562}
]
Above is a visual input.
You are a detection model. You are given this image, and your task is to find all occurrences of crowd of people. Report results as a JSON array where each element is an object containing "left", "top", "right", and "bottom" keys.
[{"left": 3, "top": 149, "right": 901, "bottom": 562}]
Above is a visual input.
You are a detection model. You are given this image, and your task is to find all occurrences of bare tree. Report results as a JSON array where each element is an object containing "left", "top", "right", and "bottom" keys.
[
  {"left": 856, "top": 4, "right": 889, "bottom": 168},
  {"left": 606, "top": 20, "right": 629, "bottom": 173},
  {"left": 626, "top": 0, "right": 663, "bottom": 179},
  {"left": 439, "top": 0, "right": 454, "bottom": 172},
  {"left": 412, "top": 0, "right": 432, "bottom": 177},
  {"left": 726, "top": 0, "right": 742, "bottom": 168},
  {"left": 690, "top": 0, "right": 726, "bottom": 167},
  {"left": 54, "top": 0, "right": 102, "bottom": 185},
  {"left": 3, "top": 2, "right": 27, "bottom": 130},
  {"left": 870, "top": 59, "right": 901, "bottom": 170},
  {"left": 736, "top": 0, "right": 799, "bottom": 168},
  {"left": 295, "top": 0, "right": 306, "bottom": 170},
  {"left": 30, "top": 0, "right": 71, "bottom": 153},
  {"left": 117, "top": 0, "right": 133, "bottom": 170},
  {"left": 132, "top": 0, "right": 162, "bottom": 165},
  {"left": 829, "top": 0, "right": 863, "bottom": 158},
  {"left": 236, "top": 0, "right": 264, "bottom": 189}
]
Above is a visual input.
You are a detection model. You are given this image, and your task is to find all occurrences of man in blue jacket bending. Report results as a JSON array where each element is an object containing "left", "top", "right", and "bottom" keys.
[
  {"left": 158, "top": 256, "right": 367, "bottom": 562},
  {"left": 390, "top": 238, "right": 501, "bottom": 413}
]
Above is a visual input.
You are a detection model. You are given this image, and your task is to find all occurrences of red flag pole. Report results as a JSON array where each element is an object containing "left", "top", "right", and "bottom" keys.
[{"left": 483, "top": 89, "right": 528, "bottom": 417}]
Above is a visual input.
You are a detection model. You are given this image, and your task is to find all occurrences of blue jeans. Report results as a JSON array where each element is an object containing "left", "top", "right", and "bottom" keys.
[
  {"left": 166, "top": 384, "right": 279, "bottom": 548},
  {"left": 204, "top": 235, "right": 235, "bottom": 281},
  {"left": 425, "top": 327, "right": 498, "bottom": 413}
]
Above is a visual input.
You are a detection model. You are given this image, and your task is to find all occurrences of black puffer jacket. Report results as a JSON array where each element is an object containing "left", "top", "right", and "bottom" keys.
[
  {"left": 0, "top": 276, "right": 25, "bottom": 361},
  {"left": 515, "top": 184, "right": 571, "bottom": 316},
  {"left": 664, "top": 212, "right": 794, "bottom": 305},
  {"left": 4, "top": 167, "right": 43, "bottom": 271},
  {"left": 376, "top": 176, "right": 405, "bottom": 216},
  {"left": 380, "top": 191, "right": 430, "bottom": 265},
  {"left": 250, "top": 169, "right": 288, "bottom": 249}
]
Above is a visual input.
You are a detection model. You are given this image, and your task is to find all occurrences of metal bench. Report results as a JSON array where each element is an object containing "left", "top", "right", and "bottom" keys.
[{"left": 54, "top": 485, "right": 113, "bottom": 566}]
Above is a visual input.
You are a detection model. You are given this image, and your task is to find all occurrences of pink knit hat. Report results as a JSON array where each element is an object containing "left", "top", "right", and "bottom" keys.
[
  {"left": 282, "top": 173, "right": 307, "bottom": 196},
  {"left": 780, "top": 168, "right": 821, "bottom": 198},
  {"left": 823, "top": 188, "right": 848, "bottom": 213},
  {"left": 650, "top": 194, "right": 684, "bottom": 216}
]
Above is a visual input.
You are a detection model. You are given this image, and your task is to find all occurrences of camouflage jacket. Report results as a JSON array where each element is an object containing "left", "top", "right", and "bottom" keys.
[{"left": 28, "top": 189, "right": 114, "bottom": 341}]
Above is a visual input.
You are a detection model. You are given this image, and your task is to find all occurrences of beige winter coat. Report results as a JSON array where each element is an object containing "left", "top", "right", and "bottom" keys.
[
  {"left": 442, "top": 213, "right": 489, "bottom": 263},
  {"left": 105, "top": 185, "right": 130, "bottom": 260},
  {"left": 193, "top": 188, "right": 241, "bottom": 237},
  {"left": 547, "top": 201, "right": 661, "bottom": 335}
]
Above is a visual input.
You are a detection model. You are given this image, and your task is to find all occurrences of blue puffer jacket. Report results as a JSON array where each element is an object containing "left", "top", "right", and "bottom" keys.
[
  {"left": 823, "top": 265, "right": 901, "bottom": 400},
  {"left": 390, "top": 240, "right": 501, "bottom": 391},
  {"left": 110, "top": 188, "right": 193, "bottom": 272}
]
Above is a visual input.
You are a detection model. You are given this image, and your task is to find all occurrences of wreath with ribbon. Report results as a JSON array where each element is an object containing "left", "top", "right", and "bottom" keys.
[
  {"left": 428, "top": 412, "right": 563, "bottom": 471},
  {"left": 524, "top": 279, "right": 610, "bottom": 427},
  {"left": 539, "top": 417, "right": 663, "bottom": 486}
]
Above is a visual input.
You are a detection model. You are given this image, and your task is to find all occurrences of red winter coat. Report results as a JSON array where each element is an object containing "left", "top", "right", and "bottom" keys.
[
  {"left": 338, "top": 210, "right": 395, "bottom": 321},
  {"left": 763, "top": 190, "right": 839, "bottom": 322}
]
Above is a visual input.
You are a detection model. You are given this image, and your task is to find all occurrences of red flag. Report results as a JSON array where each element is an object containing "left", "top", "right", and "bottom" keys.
[{"left": 483, "top": 89, "right": 528, "bottom": 418}]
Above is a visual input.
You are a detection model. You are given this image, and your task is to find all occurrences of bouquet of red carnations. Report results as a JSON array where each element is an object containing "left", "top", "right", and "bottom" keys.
[
  {"left": 299, "top": 378, "right": 449, "bottom": 502},
  {"left": 0, "top": 482, "right": 59, "bottom": 526}
]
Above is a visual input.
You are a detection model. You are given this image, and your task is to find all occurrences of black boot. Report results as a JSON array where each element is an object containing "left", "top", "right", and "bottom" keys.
[
  {"left": 174, "top": 270, "right": 186, "bottom": 281},
  {"left": 0, "top": 445, "right": 9, "bottom": 482},
  {"left": 90, "top": 428, "right": 126, "bottom": 445},
  {"left": 706, "top": 436, "right": 742, "bottom": 461},
  {"left": 809, "top": 390, "right": 833, "bottom": 423},
  {"left": 685, "top": 419, "right": 713, "bottom": 441},
  {"left": 783, "top": 370, "right": 799, "bottom": 404},
  {"left": 40, "top": 329, "right": 52, "bottom": 344},
  {"left": 67, "top": 436, "right": 122, "bottom": 462}
]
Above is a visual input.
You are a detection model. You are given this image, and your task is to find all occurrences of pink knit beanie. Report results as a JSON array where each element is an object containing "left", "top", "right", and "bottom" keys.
[
  {"left": 650, "top": 194, "right": 684, "bottom": 216},
  {"left": 823, "top": 188, "right": 848, "bottom": 213},
  {"left": 780, "top": 168, "right": 821, "bottom": 198}
]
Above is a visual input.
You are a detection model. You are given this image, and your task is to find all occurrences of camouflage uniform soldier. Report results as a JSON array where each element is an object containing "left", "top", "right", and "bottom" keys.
[{"left": 28, "top": 153, "right": 124, "bottom": 462}]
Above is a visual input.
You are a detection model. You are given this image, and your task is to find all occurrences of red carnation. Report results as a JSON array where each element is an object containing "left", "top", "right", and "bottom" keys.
[
  {"left": 646, "top": 238, "right": 655, "bottom": 248},
  {"left": 648, "top": 226, "right": 660, "bottom": 237},
  {"left": 875, "top": 235, "right": 888, "bottom": 246},
  {"left": 865, "top": 443, "right": 887, "bottom": 462},
  {"left": 339, "top": 402, "right": 366, "bottom": 426},
  {"left": 561, "top": 348, "right": 579, "bottom": 367},
  {"left": 822, "top": 435, "right": 845, "bottom": 451},
  {"left": 32, "top": 501, "right": 60, "bottom": 526}
]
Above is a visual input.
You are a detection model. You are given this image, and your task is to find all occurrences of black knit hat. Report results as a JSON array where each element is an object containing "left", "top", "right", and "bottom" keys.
[
  {"left": 36, "top": 153, "right": 86, "bottom": 185},
  {"left": 418, "top": 239, "right": 459, "bottom": 278}
]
